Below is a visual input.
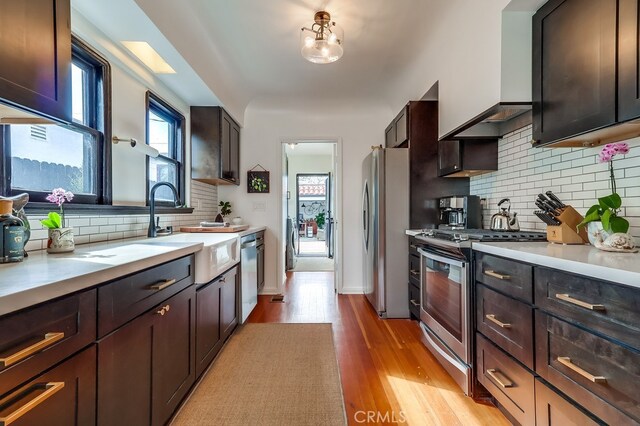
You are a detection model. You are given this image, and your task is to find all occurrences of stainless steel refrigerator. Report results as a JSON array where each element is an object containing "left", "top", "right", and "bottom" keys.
[{"left": 362, "top": 146, "right": 409, "bottom": 318}]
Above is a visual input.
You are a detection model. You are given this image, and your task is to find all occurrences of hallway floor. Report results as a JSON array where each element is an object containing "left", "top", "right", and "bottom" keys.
[{"left": 247, "top": 272, "right": 508, "bottom": 425}]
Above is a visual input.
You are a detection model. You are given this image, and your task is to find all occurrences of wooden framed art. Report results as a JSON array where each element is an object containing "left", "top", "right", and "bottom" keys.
[{"left": 247, "top": 165, "right": 270, "bottom": 193}]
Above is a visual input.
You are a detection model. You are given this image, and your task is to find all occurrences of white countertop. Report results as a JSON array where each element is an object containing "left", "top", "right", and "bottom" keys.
[
  {"left": 0, "top": 226, "right": 267, "bottom": 316},
  {"left": 472, "top": 242, "right": 640, "bottom": 288}
]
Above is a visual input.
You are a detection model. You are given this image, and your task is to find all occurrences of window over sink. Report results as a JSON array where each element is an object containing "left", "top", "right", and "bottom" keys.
[
  {"left": 145, "top": 92, "right": 185, "bottom": 205},
  {"left": 0, "top": 36, "right": 112, "bottom": 204}
]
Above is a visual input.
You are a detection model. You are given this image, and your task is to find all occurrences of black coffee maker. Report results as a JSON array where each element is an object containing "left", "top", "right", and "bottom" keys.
[
  {"left": 438, "top": 196, "right": 482, "bottom": 230},
  {"left": 0, "top": 200, "right": 26, "bottom": 263}
]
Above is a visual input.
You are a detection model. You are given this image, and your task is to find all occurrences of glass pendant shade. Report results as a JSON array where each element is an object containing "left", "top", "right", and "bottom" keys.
[{"left": 300, "top": 12, "right": 344, "bottom": 64}]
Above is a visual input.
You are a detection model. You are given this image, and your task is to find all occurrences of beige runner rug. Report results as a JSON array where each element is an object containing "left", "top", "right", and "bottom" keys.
[{"left": 172, "top": 323, "right": 347, "bottom": 426}]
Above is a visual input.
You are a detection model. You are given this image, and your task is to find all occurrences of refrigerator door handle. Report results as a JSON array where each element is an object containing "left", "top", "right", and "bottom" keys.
[{"left": 362, "top": 181, "right": 370, "bottom": 251}]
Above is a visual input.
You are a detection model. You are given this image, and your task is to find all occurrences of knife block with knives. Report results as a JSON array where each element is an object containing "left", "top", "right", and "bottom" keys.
[
  {"left": 546, "top": 206, "right": 589, "bottom": 244},
  {"left": 535, "top": 192, "right": 589, "bottom": 245}
]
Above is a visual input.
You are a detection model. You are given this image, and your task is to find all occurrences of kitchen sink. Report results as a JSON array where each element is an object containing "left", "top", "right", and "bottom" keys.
[{"left": 149, "top": 233, "right": 240, "bottom": 284}]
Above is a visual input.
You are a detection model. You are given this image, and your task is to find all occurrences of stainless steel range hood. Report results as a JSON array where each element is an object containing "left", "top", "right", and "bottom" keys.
[
  {"left": 440, "top": 8, "right": 535, "bottom": 140},
  {"left": 440, "top": 102, "right": 532, "bottom": 140}
]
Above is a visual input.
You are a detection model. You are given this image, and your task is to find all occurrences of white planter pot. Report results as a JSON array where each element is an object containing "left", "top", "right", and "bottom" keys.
[
  {"left": 587, "top": 221, "right": 611, "bottom": 246},
  {"left": 47, "top": 227, "right": 75, "bottom": 253}
]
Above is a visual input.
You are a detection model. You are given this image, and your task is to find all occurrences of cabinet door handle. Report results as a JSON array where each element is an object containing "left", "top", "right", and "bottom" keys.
[
  {"left": 0, "top": 382, "right": 65, "bottom": 425},
  {"left": 156, "top": 304, "right": 171, "bottom": 316},
  {"left": 485, "top": 314, "right": 512, "bottom": 329},
  {"left": 149, "top": 278, "right": 176, "bottom": 291},
  {"left": 557, "top": 357, "right": 606, "bottom": 383},
  {"left": 555, "top": 294, "right": 605, "bottom": 311},
  {"left": 410, "top": 299, "right": 420, "bottom": 307},
  {"left": 0, "top": 332, "right": 65, "bottom": 368},
  {"left": 410, "top": 270, "right": 420, "bottom": 276},
  {"left": 484, "top": 270, "right": 510, "bottom": 280},
  {"left": 410, "top": 244, "right": 418, "bottom": 249},
  {"left": 486, "top": 369, "right": 513, "bottom": 388},
  {"left": 220, "top": 277, "right": 227, "bottom": 284}
]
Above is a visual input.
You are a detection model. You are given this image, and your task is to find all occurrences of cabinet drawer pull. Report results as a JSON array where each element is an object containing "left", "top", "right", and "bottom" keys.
[
  {"left": 410, "top": 244, "right": 418, "bottom": 249},
  {"left": 557, "top": 357, "right": 606, "bottom": 383},
  {"left": 0, "top": 332, "right": 65, "bottom": 368},
  {"left": 485, "top": 314, "right": 512, "bottom": 329},
  {"left": 486, "top": 369, "right": 513, "bottom": 388},
  {"left": 484, "top": 270, "right": 510, "bottom": 280},
  {"left": 0, "top": 382, "right": 65, "bottom": 425},
  {"left": 410, "top": 299, "right": 420, "bottom": 307},
  {"left": 555, "top": 294, "right": 605, "bottom": 311},
  {"left": 410, "top": 270, "right": 420, "bottom": 276},
  {"left": 156, "top": 304, "right": 171, "bottom": 316},
  {"left": 149, "top": 278, "right": 177, "bottom": 291}
]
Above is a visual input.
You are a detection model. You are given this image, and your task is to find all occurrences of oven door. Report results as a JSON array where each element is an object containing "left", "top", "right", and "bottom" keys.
[{"left": 418, "top": 248, "right": 469, "bottom": 364}]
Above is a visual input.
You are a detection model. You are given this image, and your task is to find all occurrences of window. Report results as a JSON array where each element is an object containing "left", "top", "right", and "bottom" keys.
[
  {"left": 146, "top": 92, "right": 185, "bottom": 205},
  {"left": 0, "top": 36, "right": 111, "bottom": 204}
]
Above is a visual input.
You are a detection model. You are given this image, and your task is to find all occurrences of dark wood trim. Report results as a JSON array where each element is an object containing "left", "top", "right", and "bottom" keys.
[
  {"left": 1, "top": 35, "right": 113, "bottom": 205},
  {"left": 25, "top": 203, "right": 193, "bottom": 216}
]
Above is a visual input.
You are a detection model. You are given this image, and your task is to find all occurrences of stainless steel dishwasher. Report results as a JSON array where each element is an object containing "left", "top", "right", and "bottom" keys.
[{"left": 240, "top": 234, "right": 258, "bottom": 323}]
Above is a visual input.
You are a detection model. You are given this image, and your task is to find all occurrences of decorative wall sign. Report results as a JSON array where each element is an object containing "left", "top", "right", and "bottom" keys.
[{"left": 248, "top": 165, "right": 270, "bottom": 193}]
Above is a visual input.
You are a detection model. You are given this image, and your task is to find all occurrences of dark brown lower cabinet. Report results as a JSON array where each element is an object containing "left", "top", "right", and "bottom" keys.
[
  {"left": 535, "top": 379, "right": 602, "bottom": 426},
  {"left": 535, "top": 311, "right": 639, "bottom": 425},
  {"left": 98, "top": 286, "right": 196, "bottom": 426},
  {"left": 0, "top": 345, "right": 96, "bottom": 426},
  {"left": 220, "top": 266, "right": 238, "bottom": 340},
  {"left": 196, "top": 279, "right": 222, "bottom": 377},
  {"left": 476, "top": 333, "right": 535, "bottom": 426},
  {"left": 196, "top": 266, "right": 239, "bottom": 377}
]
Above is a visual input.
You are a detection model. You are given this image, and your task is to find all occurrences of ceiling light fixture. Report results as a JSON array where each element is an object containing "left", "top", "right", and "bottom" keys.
[
  {"left": 300, "top": 11, "right": 344, "bottom": 64},
  {"left": 121, "top": 41, "right": 176, "bottom": 74}
]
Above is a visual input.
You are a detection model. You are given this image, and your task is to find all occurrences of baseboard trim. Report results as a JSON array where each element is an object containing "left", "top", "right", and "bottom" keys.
[
  {"left": 259, "top": 287, "right": 280, "bottom": 295},
  {"left": 339, "top": 287, "right": 364, "bottom": 295}
]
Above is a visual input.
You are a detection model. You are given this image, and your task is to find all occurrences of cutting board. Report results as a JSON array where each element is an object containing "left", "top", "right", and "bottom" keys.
[{"left": 180, "top": 225, "right": 250, "bottom": 233}]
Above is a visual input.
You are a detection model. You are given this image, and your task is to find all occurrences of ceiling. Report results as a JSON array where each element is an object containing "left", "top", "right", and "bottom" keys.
[{"left": 71, "top": 0, "right": 544, "bottom": 122}]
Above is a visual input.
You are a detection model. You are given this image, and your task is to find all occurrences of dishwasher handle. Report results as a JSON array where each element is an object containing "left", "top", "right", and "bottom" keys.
[{"left": 241, "top": 241, "right": 257, "bottom": 249}]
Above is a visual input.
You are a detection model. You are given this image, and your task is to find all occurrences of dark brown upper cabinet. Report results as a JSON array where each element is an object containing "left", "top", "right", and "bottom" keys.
[
  {"left": 618, "top": 0, "right": 640, "bottom": 122},
  {"left": 385, "top": 107, "right": 408, "bottom": 147},
  {"left": 532, "top": 0, "right": 640, "bottom": 147},
  {"left": 0, "top": 0, "right": 72, "bottom": 124},
  {"left": 191, "top": 106, "right": 241, "bottom": 185},
  {"left": 438, "top": 139, "right": 498, "bottom": 177}
]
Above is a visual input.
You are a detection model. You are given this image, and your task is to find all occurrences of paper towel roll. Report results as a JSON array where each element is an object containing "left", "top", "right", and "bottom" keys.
[{"left": 112, "top": 137, "right": 159, "bottom": 158}]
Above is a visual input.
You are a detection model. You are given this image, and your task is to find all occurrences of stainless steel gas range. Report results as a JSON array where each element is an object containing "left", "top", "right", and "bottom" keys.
[{"left": 410, "top": 229, "right": 546, "bottom": 396}]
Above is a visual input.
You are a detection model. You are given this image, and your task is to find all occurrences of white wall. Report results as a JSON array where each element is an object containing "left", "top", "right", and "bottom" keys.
[
  {"left": 18, "top": 11, "right": 220, "bottom": 252},
  {"left": 386, "top": 0, "right": 517, "bottom": 138},
  {"left": 286, "top": 154, "right": 333, "bottom": 217},
  {"left": 72, "top": 11, "right": 192, "bottom": 206},
  {"left": 218, "top": 101, "right": 392, "bottom": 294},
  {"left": 471, "top": 126, "right": 640, "bottom": 238}
]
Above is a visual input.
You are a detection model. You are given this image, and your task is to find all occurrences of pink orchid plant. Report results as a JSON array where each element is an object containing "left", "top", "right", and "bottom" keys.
[
  {"left": 40, "top": 188, "right": 74, "bottom": 229},
  {"left": 578, "top": 143, "right": 631, "bottom": 234}
]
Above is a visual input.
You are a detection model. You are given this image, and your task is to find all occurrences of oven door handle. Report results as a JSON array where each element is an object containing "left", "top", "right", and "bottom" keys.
[{"left": 418, "top": 248, "right": 466, "bottom": 268}]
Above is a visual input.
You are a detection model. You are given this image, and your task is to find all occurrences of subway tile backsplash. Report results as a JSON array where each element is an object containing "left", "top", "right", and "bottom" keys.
[
  {"left": 470, "top": 125, "right": 640, "bottom": 238},
  {"left": 23, "top": 180, "right": 218, "bottom": 252}
]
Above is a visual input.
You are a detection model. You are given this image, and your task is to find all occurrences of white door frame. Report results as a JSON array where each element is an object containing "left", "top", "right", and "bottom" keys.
[{"left": 278, "top": 137, "right": 343, "bottom": 294}]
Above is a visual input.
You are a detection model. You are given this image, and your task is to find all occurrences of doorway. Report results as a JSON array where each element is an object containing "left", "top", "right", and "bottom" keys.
[
  {"left": 296, "top": 173, "right": 331, "bottom": 257},
  {"left": 281, "top": 141, "right": 339, "bottom": 281}
]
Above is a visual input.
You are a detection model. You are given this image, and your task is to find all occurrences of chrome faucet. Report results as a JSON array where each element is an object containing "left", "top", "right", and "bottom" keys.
[{"left": 148, "top": 182, "right": 181, "bottom": 237}]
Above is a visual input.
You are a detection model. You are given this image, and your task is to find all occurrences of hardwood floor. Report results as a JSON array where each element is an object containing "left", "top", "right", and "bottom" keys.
[{"left": 247, "top": 272, "right": 509, "bottom": 425}]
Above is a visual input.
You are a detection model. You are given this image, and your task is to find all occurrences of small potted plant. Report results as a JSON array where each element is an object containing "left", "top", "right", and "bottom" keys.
[
  {"left": 215, "top": 201, "right": 232, "bottom": 223},
  {"left": 577, "top": 143, "right": 631, "bottom": 244},
  {"left": 40, "top": 188, "right": 75, "bottom": 253}
]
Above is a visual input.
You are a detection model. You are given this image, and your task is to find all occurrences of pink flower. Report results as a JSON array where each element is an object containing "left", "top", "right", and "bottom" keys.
[
  {"left": 597, "top": 142, "right": 631, "bottom": 163},
  {"left": 46, "top": 188, "right": 74, "bottom": 206}
]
